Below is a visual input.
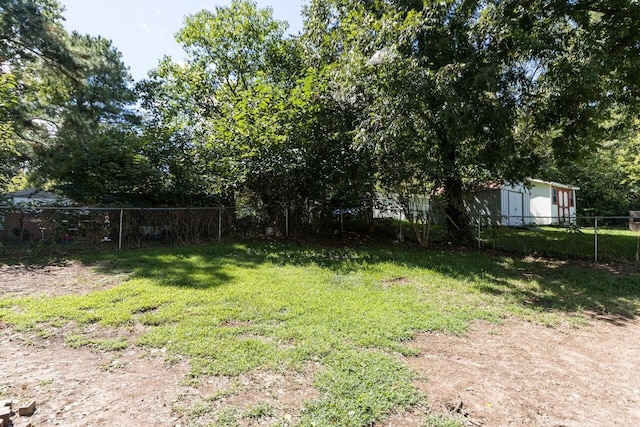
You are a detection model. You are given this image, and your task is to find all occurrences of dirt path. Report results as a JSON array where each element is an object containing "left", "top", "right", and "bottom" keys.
[{"left": 1, "top": 262, "right": 639, "bottom": 426}]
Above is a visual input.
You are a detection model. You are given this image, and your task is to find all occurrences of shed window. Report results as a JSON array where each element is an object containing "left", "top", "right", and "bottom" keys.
[
  {"left": 570, "top": 191, "right": 575, "bottom": 207},
  {"left": 552, "top": 188, "right": 557, "bottom": 204}
]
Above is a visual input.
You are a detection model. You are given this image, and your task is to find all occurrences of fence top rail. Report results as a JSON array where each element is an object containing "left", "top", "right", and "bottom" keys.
[
  {"left": 0, "top": 206, "right": 224, "bottom": 211},
  {"left": 477, "top": 215, "right": 633, "bottom": 220}
]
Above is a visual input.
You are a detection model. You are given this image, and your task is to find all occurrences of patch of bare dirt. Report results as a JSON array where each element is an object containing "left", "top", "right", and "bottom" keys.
[
  {"left": 391, "top": 318, "right": 640, "bottom": 426},
  {"left": 0, "top": 326, "right": 191, "bottom": 426},
  {"left": 0, "top": 261, "right": 128, "bottom": 297},
  {"left": 0, "top": 326, "right": 318, "bottom": 427}
]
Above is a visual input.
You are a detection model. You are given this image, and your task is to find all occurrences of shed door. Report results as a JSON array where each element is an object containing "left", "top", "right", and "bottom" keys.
[
  {"left": 557, "top": 189, "right": 570, "bottom": 224},
  {"left": 507, "top": 191, "right": 523, "bottom": 226}
]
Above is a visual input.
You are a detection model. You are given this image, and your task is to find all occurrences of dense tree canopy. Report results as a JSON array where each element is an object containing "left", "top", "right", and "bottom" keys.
[
  {"left": 302, "top": 0, "right": 640, "bottom": 243},
  {"left": 33, "top": 33, "right": 145, "bottom": 202},
  {"left": 0, "top": 0, "right": 145, "bottom": 201},
  {"left": 138, "top": 0, "right": 371, "bottom": 218},
  {"left": 0, "top": 0, "right": 76, "bottom": 189},
  {"left": 2, "top": 0, "right": 639, "bottom": 241}
]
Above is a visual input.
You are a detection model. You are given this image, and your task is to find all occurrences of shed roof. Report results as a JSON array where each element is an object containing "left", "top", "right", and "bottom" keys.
[{"left": 530, "top": 179, "right": 580, "bottom": 191}]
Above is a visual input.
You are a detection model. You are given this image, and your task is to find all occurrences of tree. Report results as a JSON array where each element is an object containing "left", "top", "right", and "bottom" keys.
[
  {"left": 137, "top": 58, "right": 219, "bottom": 205},
  {"left": 304, "top": 0, "right": 640, "bottom": 244},
  {"left": 0, "top": 0, "right": 76, "bottom": 190},
  {"left": 0, "top": 0, "right": 73, "bottom": 68},
  {"left": 304, "top": 1, "right": 536, "bottom": 244},
  {"left": 174, "top": 0, "right": 303, "bottom": 210},
  {"left": 545, "top": 127, "right": 640, "bottom": 216},
  {"left": 139, "top": 0, "right": 371, "bottom": 222},
  {"left": 137, "top": 0, "right": 296, "bottom": 209},
  {"left": 33, "top": 33, "right": 146, "bottom": 203}
]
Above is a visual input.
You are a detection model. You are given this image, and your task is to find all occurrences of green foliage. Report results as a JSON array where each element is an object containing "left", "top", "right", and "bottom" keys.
[
  {"left": 65, "top": 334, "right": 128, "bottom": 351},
  {"left": 0, "top": 0, "right": 73, "bottom": 68},
  {"left": 0, "top": 1, "right": 147, "bottom": 202},
  {"left": 424, "top": 414, "right": 465, "bottom": 427},
  {"left": 304, "top": 1, "right": 537, "bottom": 243},
  {"left": 243, "top": 402, "right": 274, "bottom": 420},
  {"left": 33, "top": 33, "right": 145, "bottom": 202},
  {"left": 303, "top": 0, "right": 640, "bottom": 244},
  {"left": 561, "top": 131, "right": 640, "bottom": 215},
  {"left": 4, "top": 0, "right": 640, "bottom": 224},
  {"left": 0, "top": 0, "right": 75, "bottom": 190},
  {"left": 301, "top": 349, "right": 419, "bottom": 426},
  {"left": 138, "top": 0, "right": 372, "bottom": 216},
  {"left": 215, "top": 407, "right": 239, "bottom": 427}
]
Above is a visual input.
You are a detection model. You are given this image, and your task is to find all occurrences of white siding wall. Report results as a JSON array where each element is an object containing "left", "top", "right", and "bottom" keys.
[
  {"left": 530, "top": 183, "right": 553, "bottom": 225},
  {"left": 529, "top": 182, "right": 578, "bottom": 225}
]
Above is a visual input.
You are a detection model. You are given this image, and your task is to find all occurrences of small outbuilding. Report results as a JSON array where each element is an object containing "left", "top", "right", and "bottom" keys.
[
  {"left": 528, "top": 179, "right": 579, "bottom": 225},
  {"left": 0, "top": 188, "right": 74, "bottom": 242},
  {"left": 6, "top": 188, "right": 73, "bottom": 206},
  {"left": 466, "top": 179, "right": 579, "bottom": 226}
]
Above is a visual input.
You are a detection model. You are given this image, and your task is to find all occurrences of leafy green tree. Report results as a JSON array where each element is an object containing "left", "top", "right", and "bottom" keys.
[
  {"left": 137, "top": 58, "right": 219, "bottom": 205},
  {"left": 0, "top": 0, "right": 73, "bottom": 68},
  {"left": 139, "top": 0, "right": 370, "bottom": 221},
  {"left": 304, "top": 0, "right": 640, "bottom": 244},
  {"left": 174, "top": 0, "right": 301, "bottom": 209},
  {"left": 304, "top": 1, "right": 535, "bottom": 244},
  {"left": 0, "top": 0, "right": 76, "bottom": 190},
  {"left": 33, "top": 33, "right": 147, "bottom": 202},
  {"left": 546, "top": 128, "right": 640, "bottom": 216}
]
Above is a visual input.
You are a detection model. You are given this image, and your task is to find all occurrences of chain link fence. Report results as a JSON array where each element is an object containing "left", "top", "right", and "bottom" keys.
[
  {"left": 0, "top": 207, "right": 224, "bottom": 258},
  {"left": 1, "top": 205, "right": 638, "bottom": 264},
  {"left": 477, "top": 215, "right": 640, "bottom": 263}
]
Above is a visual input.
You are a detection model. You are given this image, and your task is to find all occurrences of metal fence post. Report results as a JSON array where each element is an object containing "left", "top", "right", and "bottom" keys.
[
  {"left": 218, "top": 207, "right": 222, "bottom": 243},
  {"left": 285, "top": 205, "right": 289, "bottom": 237},
  {"left": 118, "top": 209, "right": 124, "bottom": 251},
  {"left": 477, "top": 218, "right": 481, "bottom": 249},
  {"left": 594, "top": 216, "right": 598, "bottom": 263}
]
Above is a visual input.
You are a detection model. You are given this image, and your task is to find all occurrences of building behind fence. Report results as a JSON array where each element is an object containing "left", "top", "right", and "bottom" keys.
[
  {"left": 0, "top": 207, "right": 224, "bottom": 254},
  {"left": 1, "top": 204, "right": 639, "bottom": 264}
]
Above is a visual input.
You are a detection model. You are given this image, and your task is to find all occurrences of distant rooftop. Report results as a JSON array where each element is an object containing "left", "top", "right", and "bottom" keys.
[{"left": 7, "top": 188, "right": 73, "bottom": 205}]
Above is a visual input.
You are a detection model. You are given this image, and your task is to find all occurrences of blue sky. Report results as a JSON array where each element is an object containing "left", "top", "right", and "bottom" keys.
[{"left": 58, "top": 0, "right": 306, "bottom": 81}]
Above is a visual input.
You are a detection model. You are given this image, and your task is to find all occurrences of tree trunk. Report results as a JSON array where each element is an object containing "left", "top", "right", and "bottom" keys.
[{"left": 443, "top": 176, "right": 474, "bottom": 246}]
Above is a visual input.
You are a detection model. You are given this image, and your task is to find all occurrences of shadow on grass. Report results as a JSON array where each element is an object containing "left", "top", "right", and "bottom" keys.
[
  {"left": 469, "top": 258, "right": 640, "bottom": 322},
  {"left": 41, "top": 240, "right": 640, "bottom": 320},
  {"left": 218, "top": 241, "right": 640, "bottom": 321},
  {"left": 90, "top": 245, "right": 266, "bottom": 289},
  {"left": 486, "top": 226, "right": 640, "bottom": 263}
]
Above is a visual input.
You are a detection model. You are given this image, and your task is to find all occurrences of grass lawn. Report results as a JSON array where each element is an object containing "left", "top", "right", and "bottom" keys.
[
  {"left": 481, "top": 225, "right": 640, "bottom": 262},
  {"left": 2, "top": 241, "right": 640, "bottom": 426}
]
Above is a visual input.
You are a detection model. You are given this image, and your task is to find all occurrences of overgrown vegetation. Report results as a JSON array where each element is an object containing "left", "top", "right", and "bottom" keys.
[
  {"left": 3, "top": 1, "right": 640, "bottom": 244},
  {"left": 1, "top": 242, "right": 639, "bottom": 425}
]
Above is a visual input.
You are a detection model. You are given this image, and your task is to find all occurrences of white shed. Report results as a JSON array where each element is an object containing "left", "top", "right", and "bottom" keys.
[
  {"left": 528, "top": 179, "right": 579, "bottom": 225},
  {"left": 466, "top": 179, "right": 579, "bottom": 226}
]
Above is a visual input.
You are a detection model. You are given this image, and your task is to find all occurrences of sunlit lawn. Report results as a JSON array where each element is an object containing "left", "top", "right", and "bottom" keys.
[
  {"left": 1, "top": 242, "right": 639, "bottom": 426},
  {"left": 482, "top": 225, "right": 640, "bottom": 262}
]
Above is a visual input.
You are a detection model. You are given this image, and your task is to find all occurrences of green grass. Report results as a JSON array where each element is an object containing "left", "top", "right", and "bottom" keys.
[
  {"left": 1, "top": 241, "right": 639, "bottom": 426},
  {"left": 483, "top": 225, "right": 640, "bottom": 262}
]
